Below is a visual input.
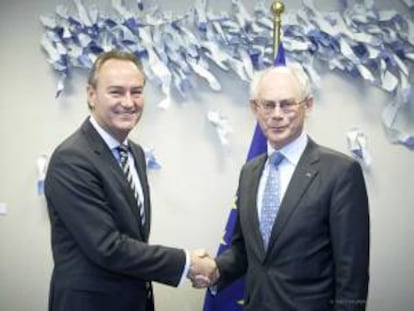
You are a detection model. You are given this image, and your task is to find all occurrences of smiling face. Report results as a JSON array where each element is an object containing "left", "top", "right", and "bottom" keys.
[
  {"left": 252, "top": 68, "right": 313, "bottom": 150},
  {"left": 87, "top": 58, "right": 145, "bottom": 143}
]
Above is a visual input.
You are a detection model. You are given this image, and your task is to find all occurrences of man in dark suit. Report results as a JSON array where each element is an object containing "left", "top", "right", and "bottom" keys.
[
  {"left": 197, "top": 64, "right": 370, "bottom": 311},
  {"left": 45, "top": 51, "right": 212, "bottom": 311}
]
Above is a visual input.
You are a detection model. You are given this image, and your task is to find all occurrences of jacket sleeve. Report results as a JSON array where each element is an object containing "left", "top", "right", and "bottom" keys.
[
  {"left": 45, "top": 148, "right": 186, "bottom": 287},
  {"left": 215, "top": 168, "right": 249, "bottom": 290},
  {"left": 330, "top": 160, "right": 370, "bottom": 311}
]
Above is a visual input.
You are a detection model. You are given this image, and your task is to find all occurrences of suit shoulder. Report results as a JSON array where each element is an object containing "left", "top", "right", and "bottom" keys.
[
  {"left": 318, "top": 144, "right": 352, "bottom": 161},
  {"left": 49, "top": 129, "right": 93, "bottom": 165},
  {"left": 129, "top": 140, "right": 144, "bottom": 154},
  {"left": 52, "top": 128, "right": 84, "bottom": 151},
  {"left": 316, "top": 144, "right": 361, "bottom": 171},
  {"left": 241, "top": 153, "right": 266, "bottom": 172}
]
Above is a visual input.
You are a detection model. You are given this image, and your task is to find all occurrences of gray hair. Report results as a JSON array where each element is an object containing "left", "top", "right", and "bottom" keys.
[{"left": 249, "top": 63, "right": 312, "bottom": 101}]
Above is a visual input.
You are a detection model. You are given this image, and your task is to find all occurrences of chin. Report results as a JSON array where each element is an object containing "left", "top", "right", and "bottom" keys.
[
  {"left": 269, "top": 136, "right": 288, "bottom": 148},
  {"left": 117, "top": 118, "right": 137, "bottom": 127}
]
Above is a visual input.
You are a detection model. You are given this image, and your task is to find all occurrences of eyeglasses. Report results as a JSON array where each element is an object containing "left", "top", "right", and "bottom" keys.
[{"left": 255, "top": 98, "right": 307, "bottom": 114}]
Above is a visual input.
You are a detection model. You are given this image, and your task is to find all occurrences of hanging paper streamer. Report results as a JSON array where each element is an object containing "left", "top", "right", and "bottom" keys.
[
  {"left": 346, "top": 128, "right": 371, "bottom": 168},
  {"left": 40, "top": 0, "right": 414, "bottom": 149},
  {"left": 144, "top": 147, "right": 162, "bottom": 171},
  {"left": 401, "top": 0, "right": 414, "bottom": 9},
  {"left": 382, "top": 101, "right": 414, "bottom": 149},
  {"left": 37, "top": 154, "right": 49, "bottom": 195},
  {"left": 207, "top": 110, "right": 233, "bottom": 146},
  {"left": 0, "top": 203, "right": 7, "bottom": 216}
]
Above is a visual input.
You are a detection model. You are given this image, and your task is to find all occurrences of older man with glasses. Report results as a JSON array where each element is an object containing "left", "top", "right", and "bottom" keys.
[{"left": 198, "top": 63, "right": 370, "bottom": 311}]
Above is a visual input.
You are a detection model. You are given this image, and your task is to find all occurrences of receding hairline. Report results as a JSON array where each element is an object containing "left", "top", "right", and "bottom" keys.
[
  {"left": 87, "top": 51, "right": 145, "bottom": 88},
  {"left": 250, "top": 64, "right": 312, "bottom": 100}
]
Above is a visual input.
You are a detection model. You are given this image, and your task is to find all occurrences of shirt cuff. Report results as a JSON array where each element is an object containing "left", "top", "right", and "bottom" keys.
[
  {"left": 178, "top": 249, "right": 190, "bottom": 286},
  {"left": 209, "top": 285, "right": 218, "bottom": 296}
]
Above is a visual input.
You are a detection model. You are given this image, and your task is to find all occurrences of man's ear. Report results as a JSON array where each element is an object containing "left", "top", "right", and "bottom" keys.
[
  {"left": 304, "top": 96, "right": 314, "bottom": 116},
  {"left": 250, "top": 99, "right": 259, "bottom": 116},
  {"left": 87, "top": 85, "right": 96, "bottom": 109}
]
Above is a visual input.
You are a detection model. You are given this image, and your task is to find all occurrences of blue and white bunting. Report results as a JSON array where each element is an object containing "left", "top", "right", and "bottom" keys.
[
  {"left": 41, "top": 0, "right": 414, "bottom": 149},
  {"left": 346, "top": 128, "right": 371, "bottom": 168},
  {"left": 207, "top": 110, "right": 233, "bottom": 146},
  {"left": 36, "top": 154, "right": 49, "bottom": 195}
]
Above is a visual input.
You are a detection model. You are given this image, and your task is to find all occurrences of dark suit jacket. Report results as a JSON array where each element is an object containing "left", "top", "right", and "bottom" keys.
[
  {"left": 45, "top": 119, "right": 186, "bottom": 311},
  {"left": 216, "top": 138, "right": 370, "bottom": 311}
]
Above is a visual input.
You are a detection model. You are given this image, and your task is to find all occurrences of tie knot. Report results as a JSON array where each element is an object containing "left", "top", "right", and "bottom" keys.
[
  {"left": 118, "top": 144, "right": 128, "bottom": 154},
  {"left": 117, "top": 144, "right": 129, "bottom": 166},
  {"left": 269, "top": 152, "right": 284, "bottom": 167}
]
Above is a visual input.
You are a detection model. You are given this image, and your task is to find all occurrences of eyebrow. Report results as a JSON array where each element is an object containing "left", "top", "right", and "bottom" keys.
[
  {"left": 261, "top": 98, "right": 296, "bottom": 102},
  {"left": 107, "top": 85, "right": 144, "bottom": 90}
]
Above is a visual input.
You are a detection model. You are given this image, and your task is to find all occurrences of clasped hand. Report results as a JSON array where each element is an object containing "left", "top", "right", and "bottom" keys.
[{"left": 187, "top": 249, "right": 219, "bottom": 288}]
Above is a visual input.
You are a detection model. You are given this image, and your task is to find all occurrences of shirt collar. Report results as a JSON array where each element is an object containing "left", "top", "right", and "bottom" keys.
[
  {"left": 89, "top": 116, "right": 128, "bottom": 151},
  {"left": 267, "top": 131, "right": 308, "bottom": 166}
]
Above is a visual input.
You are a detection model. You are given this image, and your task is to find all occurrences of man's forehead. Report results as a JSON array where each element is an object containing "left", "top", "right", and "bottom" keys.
[
  {"left": 103, "top": 60, "right": 138, "bottom": 72},
  {"left": 258, "top": 71, "right": 301, "bottom": 98},
  {"left": 261, "top": 68, "right": 295, "bottom": 83}
]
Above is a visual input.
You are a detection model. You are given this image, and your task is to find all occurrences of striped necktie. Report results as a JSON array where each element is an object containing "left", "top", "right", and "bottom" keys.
[
  {"left": 260, "top": 152, "right": 284, "bottom": 249},
  {"left": 118, "top": 144, "right": 145, "bottom": 226}
]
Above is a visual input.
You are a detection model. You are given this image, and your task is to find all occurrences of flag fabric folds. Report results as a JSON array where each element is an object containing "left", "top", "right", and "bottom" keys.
[
  {"left": 202, "top": 123, "right": 267, "bottom": 311},
  {"left": 273, "top": 43, "right": 286, "bottom": 67},
  {"left": 203, "top": 43, "right": 286, "bottom": 311}
]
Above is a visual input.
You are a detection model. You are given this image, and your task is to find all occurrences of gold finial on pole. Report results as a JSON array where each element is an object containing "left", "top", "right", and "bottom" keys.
[{"left": 271, "top": 1, "right": 285, "bottom": 59}]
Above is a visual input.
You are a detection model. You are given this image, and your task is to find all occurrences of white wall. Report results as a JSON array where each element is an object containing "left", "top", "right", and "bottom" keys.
[{"left": 0, "top": 1, "right": 413, "bottom": 311}]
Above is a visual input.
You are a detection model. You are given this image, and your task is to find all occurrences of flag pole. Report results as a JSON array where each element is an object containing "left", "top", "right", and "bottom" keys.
[{"left": 271, "top": 1, "right": 285, "bottom": 59}]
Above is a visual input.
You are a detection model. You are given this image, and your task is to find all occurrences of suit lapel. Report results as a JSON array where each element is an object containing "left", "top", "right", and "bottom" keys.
[
  {"left": 245, "top": 155, "right": 268, "bottom": 259},
  {"left": 129, "top": 143, "right": 150, "bottom": 241},
  {"left": 81, "top": 119, "right": 122, "bottom": 175},
  {"left": 266, "top": 139, "right": 319, "bottom": 251},
  {"left": 81, "top": 120, "right": 146, "bottom": 239}
]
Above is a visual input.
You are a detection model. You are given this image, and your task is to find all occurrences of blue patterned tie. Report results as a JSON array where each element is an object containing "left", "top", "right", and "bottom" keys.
[
  {"left": 260, "top": 152, "right": 284, "bottom": 249},
  {"left": 118, "top": 144, "right": 145, "bottom": 226}
]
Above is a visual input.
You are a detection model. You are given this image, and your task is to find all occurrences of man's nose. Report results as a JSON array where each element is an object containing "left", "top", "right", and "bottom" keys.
[
  {"left": 121, "top": 93, "right": 134, "bottom": 107},
  {"left": 270, "top": 104, "right": 284, "bottom": 117}
]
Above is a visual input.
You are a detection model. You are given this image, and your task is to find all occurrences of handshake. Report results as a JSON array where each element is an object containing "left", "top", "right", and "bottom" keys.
[{"left": 187, "top": 249, "right": 220, "bottom": 288}]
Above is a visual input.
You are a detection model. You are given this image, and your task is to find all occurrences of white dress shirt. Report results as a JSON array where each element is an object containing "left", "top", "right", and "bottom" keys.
[
  {"left": 89, "top": 116, "right": 145, "bottom": 205},
  {"left": 257, "top": 131, "right": 308, "bottom": 219}
]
